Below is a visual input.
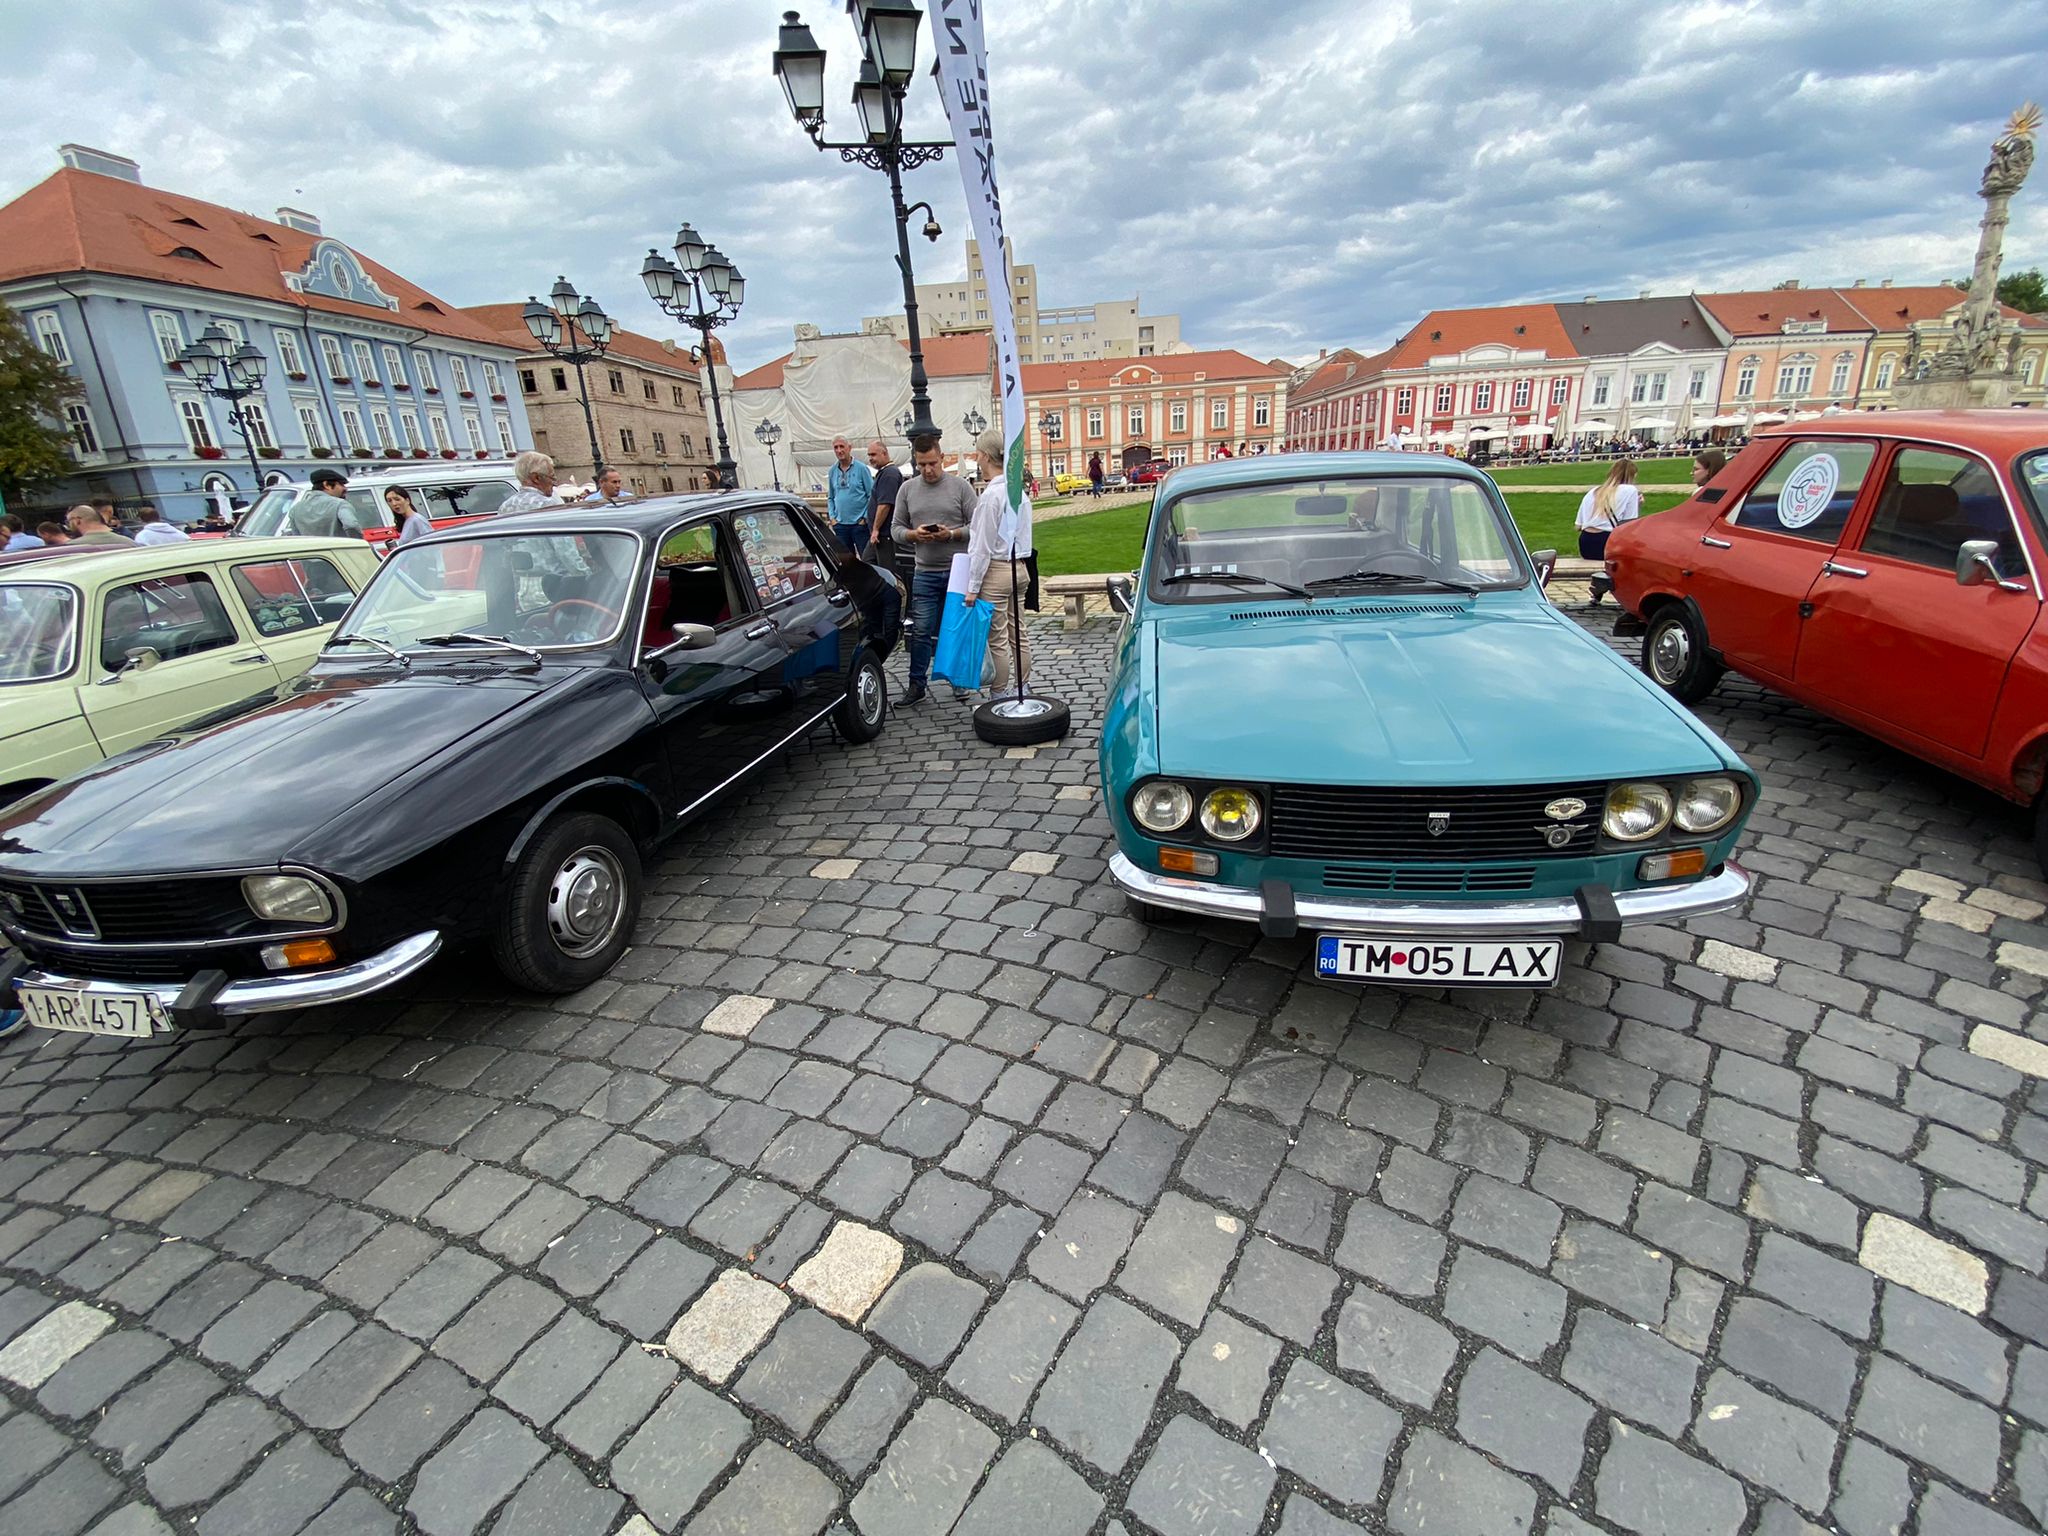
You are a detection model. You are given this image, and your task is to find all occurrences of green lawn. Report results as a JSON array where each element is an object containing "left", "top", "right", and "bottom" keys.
[
  {"left": 1485, "top": 456, "right": 1695, "bottom": 487},
  {"left": 1033, "top": 490, "right": 1690, "bottom": 576}
]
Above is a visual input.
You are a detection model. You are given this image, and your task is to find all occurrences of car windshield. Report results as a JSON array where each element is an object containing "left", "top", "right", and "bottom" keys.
[
  {"left": 333, "top": 531, "right": 640, "bottom": 652},
  {"left": 235, "top": 486, "right": 388, "bottom": 538},
  {"left": 2019, "top": 450, "right": 2048, "bottom": 530},
  {"left": 1150, "top": 474, "right": 1528, "bottom": 600},
  {"left": 0, "top": 583, "right": 79, "bottom": 683}
]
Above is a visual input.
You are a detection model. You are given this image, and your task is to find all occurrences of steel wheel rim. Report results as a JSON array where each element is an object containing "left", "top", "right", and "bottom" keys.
[
  {"left": 1649, "top": 622, "right": 1690, "bottom": 685},
  {"left": 548, "top": 846, "right": 626, "bottom": 958},
  {"left": 857, "top": 663, "right": 884, "bottom": 726},
  {"left": 989, "top": 697, "right": 1057, "bottom": 720}
]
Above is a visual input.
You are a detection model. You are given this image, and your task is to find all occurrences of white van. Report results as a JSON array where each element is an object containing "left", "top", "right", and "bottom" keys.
[{"left": 231, "top": 461, "right": 522, "bottom": 541}]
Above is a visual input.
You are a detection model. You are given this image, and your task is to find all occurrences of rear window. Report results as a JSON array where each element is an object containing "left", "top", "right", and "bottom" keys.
[{"left": 230, "top": 557, "right": 359, "bottom": 635}]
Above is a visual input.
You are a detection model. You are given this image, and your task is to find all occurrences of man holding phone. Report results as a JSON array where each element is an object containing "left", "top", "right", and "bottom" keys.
[{"left": 890, "top": 435, "right": 977, "bottom": 705}]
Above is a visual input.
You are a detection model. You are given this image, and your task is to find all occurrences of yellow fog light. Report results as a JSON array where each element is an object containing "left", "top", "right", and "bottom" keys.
[
  {"left": 260, "top": 938, "right": 337, "bottom": 971},
  {"left": 1638, "top": 848, "right": 1708, "bottom": 881},
  {"left": 1603, "top": 782, "right": 1673, "bottom": 842},
  {"left": 1199, "top": 787, "right": 1262, "bottom": 842}
]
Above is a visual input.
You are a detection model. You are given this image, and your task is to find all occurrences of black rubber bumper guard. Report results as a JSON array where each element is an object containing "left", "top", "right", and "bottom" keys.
[{"left": 1252, "top": 881, "right": 1626, "bottom": 943}]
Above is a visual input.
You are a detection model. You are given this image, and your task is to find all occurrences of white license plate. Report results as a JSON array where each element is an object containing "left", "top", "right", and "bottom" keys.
[
  {"left": 17, "top": 983, "right": 167, "bottom": 1037},
  {"left": 1317, "top": 935, "right": 1562, "bottom": 988}
]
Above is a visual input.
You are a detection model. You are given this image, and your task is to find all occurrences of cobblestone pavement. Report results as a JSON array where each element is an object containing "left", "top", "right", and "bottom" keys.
[{"left": 8, "top": 607, "right": 2048, "bottom": 1536}]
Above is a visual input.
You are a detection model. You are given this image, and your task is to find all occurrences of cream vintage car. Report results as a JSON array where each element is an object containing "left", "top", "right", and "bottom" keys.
[{"left": 0, "top": 537, "right": 380, "bottom": 804}]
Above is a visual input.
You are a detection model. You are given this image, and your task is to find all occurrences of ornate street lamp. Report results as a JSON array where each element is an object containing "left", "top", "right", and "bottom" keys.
[
  {"left": 753, "top": 418, "right": 784, "bottom": 491},
  {"left": 772, "top": 7, "right": 951, "bottom": 444},
  {"left": 522, "top": 280, "right": 613, "bottom": 477},
  {"left": 178, "top": 323, "right": 270, "bottom": 493},
  {"left": 895, "top": 410, "right": 916, "bottom": 437},
  {"left": 962, "top": 407, "right": 987, "bottom": 436},
  {"left": 642, "top": 225, "right": 744, "bottom": 489}
]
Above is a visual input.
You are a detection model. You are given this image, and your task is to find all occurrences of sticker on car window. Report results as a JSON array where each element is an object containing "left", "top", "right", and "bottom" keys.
[{"left": 1777, "top": 453, "right": 1840, "bottom": 529}]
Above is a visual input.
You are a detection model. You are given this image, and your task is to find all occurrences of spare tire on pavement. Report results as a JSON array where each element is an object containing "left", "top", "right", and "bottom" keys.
[{"left": 973, "top": 693, "right": 1070, "bottom": 745}]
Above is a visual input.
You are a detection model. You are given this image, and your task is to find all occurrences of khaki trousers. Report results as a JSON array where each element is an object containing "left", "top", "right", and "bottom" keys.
[{"left": 983, "top": 558, "right": 1030, "bottom": 694}]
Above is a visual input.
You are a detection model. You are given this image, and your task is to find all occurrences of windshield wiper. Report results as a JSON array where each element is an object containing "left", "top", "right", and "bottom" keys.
[
  {"left": 1303, "top": 569, "right": 1481, "bottom": 595},
  {"left": 415, "top": 632, "right": 544, "bottom": 664},
  {"left": 326, "top": 634, "right": 409, "bottom": 666},
  {"left": 1160, "top": 571, "right": 1311, "bottom": 599}
]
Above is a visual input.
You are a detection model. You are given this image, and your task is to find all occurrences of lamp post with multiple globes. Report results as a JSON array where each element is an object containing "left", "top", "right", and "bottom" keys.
[
  {"left": 177, "top": 323, "right": 270, "bottom": 493},
  {"left": 521, "top": 280, "right": 614, "bottom": 479},
  {"left": 641, "top": 226, "right": 745, "bottom": 489}
]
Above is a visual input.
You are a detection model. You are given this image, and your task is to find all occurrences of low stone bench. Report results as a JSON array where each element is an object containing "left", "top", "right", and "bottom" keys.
[{"left": 1042, "top": 574, "right": 1112, "bottom": 629}]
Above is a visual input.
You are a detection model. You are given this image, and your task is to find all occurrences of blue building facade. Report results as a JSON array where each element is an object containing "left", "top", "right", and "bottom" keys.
[{"left": 0, "top": 147, "right": 534, "bottom": 523}]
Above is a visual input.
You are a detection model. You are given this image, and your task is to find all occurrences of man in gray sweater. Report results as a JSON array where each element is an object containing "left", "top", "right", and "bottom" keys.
[{"left": 890, "top": 437, "right": 977, "bottom": 704}]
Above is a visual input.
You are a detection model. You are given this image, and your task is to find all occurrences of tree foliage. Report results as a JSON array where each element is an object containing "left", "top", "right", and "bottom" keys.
[
  {"left": 0, "top": 301, "right": 80, "bottom": 500},
  {"left": 1949, "top": 266, "right": 2046, "bottom": 313}
]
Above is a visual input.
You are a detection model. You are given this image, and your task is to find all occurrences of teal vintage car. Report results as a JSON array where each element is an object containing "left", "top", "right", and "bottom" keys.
[{"left": 1100, "top": 453, "right": 1756, "bottom": 987}]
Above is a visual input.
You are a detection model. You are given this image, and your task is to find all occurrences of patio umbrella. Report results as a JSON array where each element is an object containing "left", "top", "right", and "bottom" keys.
[
  {"left": 1427, "top": 430, "right": 1455, "bottom": 444},
  {"left": 1511, "top": 422, "right": 1552, "bottom": 437},
  {"left": 1574, "top": 419, "right": 1610, "bottom": 435},
  {"left": 1466, "top": 424, "right": 1501, "bottom": 439},
  {"left": 1706, "top": 414, "right": 1744, "bottom": 427},
  {"left": 1634, "top": 417, "right": 1675, "bottom": 432},
  {"left": 1752, "top": 410, "right": 1788, "bottom": 424}
]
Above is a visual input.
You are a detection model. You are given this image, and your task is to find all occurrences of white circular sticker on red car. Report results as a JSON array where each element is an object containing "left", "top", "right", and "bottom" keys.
[{"left": 1777, "top": 453, "right": 1839, "bottom": 529}]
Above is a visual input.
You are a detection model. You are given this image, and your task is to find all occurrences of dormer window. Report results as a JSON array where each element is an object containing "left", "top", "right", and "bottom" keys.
[
  {"left": 169, "top": 246, "right": 213, "bottom": 264},
  {"left": 329, "top": 257, "right": 352, "bottom": 297}
]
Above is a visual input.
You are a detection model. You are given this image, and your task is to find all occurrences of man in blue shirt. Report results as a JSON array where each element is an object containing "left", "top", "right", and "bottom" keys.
[{"left": 826, "top": 435, "right": 875, "bottom": 557}]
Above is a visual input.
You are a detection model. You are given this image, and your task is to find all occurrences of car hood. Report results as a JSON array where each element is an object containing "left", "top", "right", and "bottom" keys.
[
  {"left": 1150, "top": 603, "right": 1729, "bottom": 786},
  {"left": 0, "top": 686, "right": 83, "bottom": 742},
  {"left": 0, "top": 668, "right": 567, "bottom": 875}
]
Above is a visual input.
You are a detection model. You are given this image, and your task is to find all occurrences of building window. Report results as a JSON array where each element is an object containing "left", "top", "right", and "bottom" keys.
[
  {"left": 1473, "top": 381, "right": 1494, "bottom": 412},
  {"left": 463, "top": 415, "right": 485, "bottom": 450},
  {"left": 495, "top": 415, "right": 515, "bottom": 452},
  {"left": 1087, "top": 407, "right": 1104, "bottom": 437},
  {"left": 1395, "top": 386, "right": 1414, "bottom": 415},
  {"left": 449, "top": 357, "right": 470, "bottom": 394},
  {"left": 413, "top": 350, "right": 439, "bottom": 391},
  {"left": 1512, "top": 379, "right": 1531, "bottom": 410},
  {"left": 642, "top": 379, "right": 657, "bottom": 402},
  {"left": 179, "top": 398, "right": 214, "bottom": 451},
  {"left": 340, "top": 407, "right": 366, "bottom": 451},
  {"left": 1551, "top": 377, "right": 1569, "bottom": 404},
  {"left": 64, "top": 402, "right": 101, "bottom": 458},
  {"left": 607, "top": 369, "right": 625, "bottom": 394},
  {"left": 1043, "top": 411, "right": 1063, "bottom": 440},
  {"left": 1169, "top": 401, "right": 1188, "bottom": 433},
  {"left": 1591, "top": 375, "right": 1611, "bottom": 407},
  {"left": 352, "top": 341, "right": 377, "bottom": 383},
  {"left": 241, "top": 401, "right": 274, "bottom": 450},
  {"left": 681, "top": 435, "right": 696, "bottom": 458},
  {"left": 1651, "top": 373, "right": 1668, "bottom": 402},
  {"left": 1778, "top": 355, "right": 1815, "bottom": 397},
  {"left": 274, "top": 330, "right": 305, "bottom": 376},
  {"left": 1687, "top": 367, "right": 1707, "bottom": 401},
  {"left": 482, "top": 361, "right": 501, "bottom": 396},
  {"left": 150, "top": 312, "right": 186, "bottom": 364},
  {"left": 1167, "top": 447, "right": 1188, "bottom": 467},
  {"left": 381, "top": 344, "right": 405, "bottom": 386},
  {"left": 296, "top": 404, "right": 327, "bottom": 450},
  {"left": 661, "top": 476, "right": 674, "bottom": 492},
  {"left": 619, "top": 427, "right": 637, "bottom": 454},
  {"left": 215, "top": 319, "right": 246, "bottom": 346},
  {"left": 551, "top": 367, "right": 568, "bottom": 391},
  {"left": 1630, "top": 373, "right": 1648, "bottom": 404},
  {"left": 33, "top": 312, "right": 70, "bottom": 364},
  {"left": 672, "top": 385, "right": 687, "bottom": 406},
  {"left": 1048, "top": 454, "right": 1066, "bottom": 476},
  {"left": 1735, "top": 358, "right": 1758, "bottom": 398},
  {"left": 1433, "top": 383, "right": 1454, "bottom": 414},
  {"left": 428, "top": 413, "right": 452, "bottom": 451},
  {"left": 1874, "top": 356, "right": 1895, "bottom": 390},
  {"left": 520, "top": 368, "right": 537, "bottom": 394},
  {"left": 1253, "top": 396, "right": 1271, "bottom": 427},
  {"left": 2022, "top": 353, "right": 2039, "bottom": 386},
  {"left": 400, "top": 411, "right": 424, "bottom": 449},
  {"left": 1128, "top": 405, "right": 1145, "bottom": 436},
  {"left": 651, "top": 430, "right": 667, "bottom": 455},
  {"left": 1210, "top": 398, "right": 1229, "bottom": 430},
  {"left": 319, "top": 336, "right": 348, "bottom": 379},
  {"left": 1829, "top": 353, "right": 1853, "bottom": 395},
  {"left": 372, "top": 408, "right": 396, "bottom": 448}
]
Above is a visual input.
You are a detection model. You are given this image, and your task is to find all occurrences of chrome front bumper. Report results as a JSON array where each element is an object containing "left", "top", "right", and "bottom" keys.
[
  {"left": 1110, "top": 853, "right": 1751, "bottom": 938},
  {"left": 9, "top": 930, "right": 442, "bottom": 1026}
]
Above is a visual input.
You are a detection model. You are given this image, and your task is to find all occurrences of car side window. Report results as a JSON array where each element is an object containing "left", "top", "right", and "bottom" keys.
[
  {"left": 100, "top": 572, "right": 239, "bottom": 670},
  {"left": 1857, "top": 448, "right": 2013, "bottom": 573},
  {"left": 420, "top": 481, "right": 514, "bottom": 520},
  {"left": 732, "top": 508, "right": 827, "bottom": 608},
  {"left": 229, "top": 558, "right": 358, "bottom": 635},
  {"left": 648, "top": 521, "right": 747, "bottom": 647},
  {"left": 1727, "top": 439, "right": 1876, "bottom": 543}
]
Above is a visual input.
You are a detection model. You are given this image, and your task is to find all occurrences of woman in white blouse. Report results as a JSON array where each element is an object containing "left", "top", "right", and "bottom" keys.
[{"left": 962, "top": 428, "right": 1034, "bottom": 694}]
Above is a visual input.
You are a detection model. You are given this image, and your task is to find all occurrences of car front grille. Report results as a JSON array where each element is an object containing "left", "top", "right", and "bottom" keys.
[
  {"left": 1269, "top": 781, "right": 1607, "bottom": 863},
  {"left": 0, "top": 876, "right": 260, "bottom": 945},
  {"left": 1323, "top": 863, "right": 1537, "bottom": 894}
]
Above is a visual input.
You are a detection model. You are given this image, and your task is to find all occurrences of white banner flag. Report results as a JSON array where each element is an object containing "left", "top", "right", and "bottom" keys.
[{"left": 933, "top": 0, "right": 1027, "bottom": 517}]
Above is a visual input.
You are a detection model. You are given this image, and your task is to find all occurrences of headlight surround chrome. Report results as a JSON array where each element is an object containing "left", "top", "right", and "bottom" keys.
[
  {"left": 1199, "top": 786, "right": 1262, "bottom": 842},
  {"left": 1674, "top": 776, "right": 1742, "bottom": 834},
  {"left": 242, "top": 873, "right": 334, "bottom": 925},
  {"left": 1131, "top": 781, "right": 1195, "bottom": 834},
  {"left": 1603, "top": 782, "right": 1674, "bottom": 842}
]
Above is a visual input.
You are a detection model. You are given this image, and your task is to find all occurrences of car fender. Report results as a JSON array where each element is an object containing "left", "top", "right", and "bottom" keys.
[
  {"left": 1098, "top": 618, "right": 1161, "bottom": 840},
  {"left": 502, "top": 774, "right": 664, "bottom": 869}
]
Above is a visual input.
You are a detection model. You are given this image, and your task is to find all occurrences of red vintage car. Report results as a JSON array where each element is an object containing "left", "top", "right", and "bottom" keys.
[{"left": 1607, "top": 411, "right": 2048, "bottom": 866}]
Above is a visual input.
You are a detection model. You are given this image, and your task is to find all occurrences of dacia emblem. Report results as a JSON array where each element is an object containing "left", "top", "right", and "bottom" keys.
[
  {"left": 1426, "top": 811, "right": 1450, "bottom": 837},
  {"left": 1544, "top": 797, "right": 1588, "bottom": 822},
  {"left": 1542, "top": 825, "right": 1574, "bottom": 849}
]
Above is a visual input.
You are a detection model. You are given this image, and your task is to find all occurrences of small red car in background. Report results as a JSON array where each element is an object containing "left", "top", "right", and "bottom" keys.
[
  {"left": 1607, "top": 411, "right": 2048, "bottom": 868},
  {"left": 1129, "top": 459, "right": 1174, "bottom": 486}
]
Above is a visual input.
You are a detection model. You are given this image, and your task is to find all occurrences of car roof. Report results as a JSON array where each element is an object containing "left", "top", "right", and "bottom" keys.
[
  {"left": 332, "top": 461, "right": 521, "bottom": 487},
  {"left": 1758, "top": 409, "right": 2048, "bottom": 455},
  {"left": 0, "top": 536, "right": 370, "bottom": 584},
  {"left": 407, "top": 490, "right": 802, "bottom": 544},
  {"left": 1160, "top": 451, "right": 1497, "bottom": 496}
]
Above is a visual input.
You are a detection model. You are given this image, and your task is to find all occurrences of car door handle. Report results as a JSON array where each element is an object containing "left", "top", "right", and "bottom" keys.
[
  {"left": 1699, "top": 536, "right": 1732, "bottom": 549},
  {"left": 231, "top": 653, "right": 273, "bottom": 665},
  {"left": 744, "top": 621, "right": 777, "bottom": 640},
  {"left": 826, "top": 589, "right": 852, "bottom": 607},
  {"left": 1820, "top": 561, "right": 1868, "bottom": 579}
]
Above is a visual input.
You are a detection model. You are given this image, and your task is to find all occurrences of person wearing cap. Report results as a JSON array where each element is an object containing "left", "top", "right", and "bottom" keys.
[{"left": 292, "top": 468, "right": 361, "bottom": 538}]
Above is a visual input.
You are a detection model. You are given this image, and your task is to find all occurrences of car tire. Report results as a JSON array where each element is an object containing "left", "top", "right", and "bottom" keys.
[
  {"left": 1125, "top": 893, "right": 1168, "bottom": 925},
  {"left": 835, "top": 651, "right": 888, "bottom": 744},
  {"left": 972, "top": 694, "right": 1071, "bottom": 746},
  {"left": 1641, "top": 605, "right": 1723, "bottom": 704},
  {"left": 491, "top": 811, "right": 642, "bottom": 993}
]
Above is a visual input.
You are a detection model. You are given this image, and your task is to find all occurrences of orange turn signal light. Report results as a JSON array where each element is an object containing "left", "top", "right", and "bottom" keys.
[
  {"left": 267, "top": 938, "right": 337, "bottom": 969},
  {"left": 1638, "top": 847, "right": 1708, "bottom": 881},
  {"left": 1158, "top": 847, "right": 1219, "bottom": 877}
]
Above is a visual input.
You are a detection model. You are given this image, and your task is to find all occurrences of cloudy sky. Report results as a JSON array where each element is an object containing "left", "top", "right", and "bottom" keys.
[{"left": 1, "top": 0, "right": 2042, "bottom": 371}]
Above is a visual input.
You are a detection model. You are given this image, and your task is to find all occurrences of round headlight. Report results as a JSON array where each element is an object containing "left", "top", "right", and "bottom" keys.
[
  {"left": 1199, "top": 787, "right": 1262, "bottom": 842},
  {"left": 1674, "top": 776, "right": 1742, "bottom": 834},
  {"left": 1603, "top": 782, "right": 1673, "bottom": 842},
  {"left": 242, "top": 873, "right": 334, "bottom": 924},
  {"left": 1131, "top": 781, "right": 1194, "bottom": 834}
]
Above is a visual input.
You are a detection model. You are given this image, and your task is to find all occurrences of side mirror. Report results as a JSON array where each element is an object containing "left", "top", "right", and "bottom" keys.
[
  {"left": 99, "top": 646, "right": 162, "bottom": 685},
  {"left": 1958, "top": 539, "right": 2027, "bottom": 593},
  {"left": 670, "top": 622, "right": 716, "bottom": 649},
  {"left": 1528, "top": 549, "right": 1558, "bottom": 590},
  {"left": 1106, "top": 575, "right": 1135, "bottom": 616}
]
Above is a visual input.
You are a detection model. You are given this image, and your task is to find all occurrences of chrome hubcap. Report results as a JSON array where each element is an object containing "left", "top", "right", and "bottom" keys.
[
  {"left": 548, "top": 846, "right": 625, "bottom": 958},
  {"left": 990, "top": 697, "right": 1056, "bottom": 720},
  {"left": 1650, "top": 622, "right": 1690, "bottom": 684},
  {"left": 857, "top": 664, "right": 884, "bottom": 725}
]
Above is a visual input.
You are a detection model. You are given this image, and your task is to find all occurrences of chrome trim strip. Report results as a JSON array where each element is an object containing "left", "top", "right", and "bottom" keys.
[
  {"left": 673, "top": 698, "right": 845, "bottom": 822},
  {"left": 1110, "top": 853, "right": 1751, "bottom": 937},
  {"left": 16, "top": 930, "right": 442, "bottom": 1020}
]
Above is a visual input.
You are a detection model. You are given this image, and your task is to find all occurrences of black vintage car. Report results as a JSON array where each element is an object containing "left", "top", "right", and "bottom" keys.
[{"left": 0, "top": 496, "right": 894, "bottom": 1037}]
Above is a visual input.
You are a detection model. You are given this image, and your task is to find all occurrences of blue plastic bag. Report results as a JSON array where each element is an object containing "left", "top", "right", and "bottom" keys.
[{"left": 931, "top": 593, "right": 994, "bottom": 689}]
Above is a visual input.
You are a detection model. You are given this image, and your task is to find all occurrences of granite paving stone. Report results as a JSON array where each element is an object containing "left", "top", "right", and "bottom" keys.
[
  {"left": 1220, "top": 1239, "right": 1338, "bottom": 1346},
  {"left": 1117, "top": 1190, "right": 1244, "bottom": 1324},
  {"left": 610, "top": 1379, "right": 748, "bottom": 1531},
  {"left": 735, "top": 1306, "right": 870, "bottom": 1437},
  {"left": 815, "top": 1357, "right": 917, "bottom": 1478},
  {"left": 1444, "top": 1248, "right": 1568, "bottom": 1359},
  {"left": 1387, "top": 1428, "right": 1537, "bottom": 1536},
  {"left": 1455, "top": 1347, "right": 1594, "bottom": 1494},
  {"left": 1261, "top": 1356, "right": 1403, "bottom": 1506},
  {"left": 1175, "top": 1310, "right": 1282, "bottom": 1429},
  {"left": 1334, "top": 1285, "right": 1458, "bottom": 1409},
  {"left": 1034, "top": 1293, "right": 1181, "bottom": 1474},
  {"left": 1693, "top": 1368, "right": 1839, "bottom": 1514},
  {"left": 846, "top": 1399, "right": 997, "bottom": 1536},
  {"left": 338, "top": 1357, "right": 482, "bottom": 1482},
  {"left": 1595, "top": 1421, "right": 1747, "bottom": 1536},
  {"left": 1126, "top": 1414, "right": 1276, "bottom": 1536},
  {"left": 953, "top": 1439, "right": 1103, "bottom": 1536},
  {"left": 865, "top": 1262, "right": 986, "bottom": 1368}
]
